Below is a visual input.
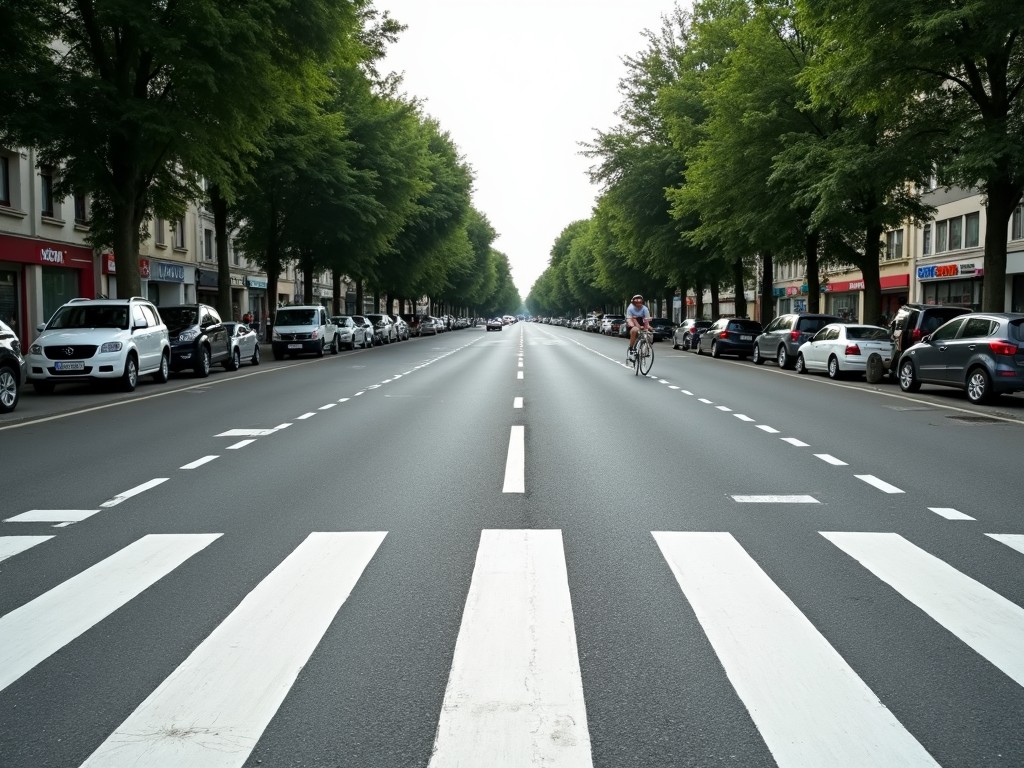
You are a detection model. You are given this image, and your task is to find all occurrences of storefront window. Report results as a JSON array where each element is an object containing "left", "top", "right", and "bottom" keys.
[
  {"left": 42, "top": 266, "right": 79, "bottom": 322},
  {"left": 829, "top": 293, "right": 859, "bottom": 322},
  {"left": 0, "top": 270, "right": 18, "bottom": 331},
  {"left": 921, "top": 278, "right": 979, "bottom": 309}
]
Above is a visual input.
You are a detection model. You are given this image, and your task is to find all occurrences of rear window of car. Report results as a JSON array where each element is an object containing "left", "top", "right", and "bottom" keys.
[
  {"left": 1009, "top": 319, "right": 1024, "bottom": 341},
  {"left": 728, "top": 320, "right": 763, "bottom": 333},
  {"left": 846, "top": 326, "right": 889, "bottom": 341},
  {"left": 796, "top": 316, "right": 837, "bottom": 333}
]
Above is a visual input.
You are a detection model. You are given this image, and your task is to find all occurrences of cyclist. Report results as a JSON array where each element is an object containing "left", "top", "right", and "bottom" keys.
[{"left": 625, "top": 294, "right": 651, "bottom": 361}]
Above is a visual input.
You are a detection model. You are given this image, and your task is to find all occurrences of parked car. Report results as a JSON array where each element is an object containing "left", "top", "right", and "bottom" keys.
[
  {"left": 365, "top": 313, "right": 397, "bottom": 345},
  {"left": 391, "top": 315, "right": 410, "bottom": 341},
  {"left": 600, "top": 315, "right": 625, "bottom": 335},
  {"left": 27, "top": 297, "right": 170, "bottom": 393},
  {"left": 649, "top": 318, "right": 676, "bottom": 342},
  {"left": 160, "top": 303, "right": 232, "bottom": 376},
  {"left": 889, "top": 303, "right": 970, "bottom": 374},
  {"left": 0, "top": 318, "right": 27, "bottom": 413},
  {"left": 350, "top": 315, "right": 376, "bottom": 346},
  {"left": 271, "top": 305, "right": 339, "bottom": 359},
  {"left": 486, "top": 317, "right": 503, "bottom": 331},
  {"left": 752, "top": 313, "right": 842, "bottom": 368},
  {"left": 400, "top": 314, "right": 422, "bottom": 337},
  {"left": 672, "top": 319, "right": 712, "bottom": 350},
  {"left": 332, "top": 315, "right": 372, "bottom": 350},
  {"left": 695, "top": 318, "right": 764, "bottom": 359},
  {"left": 223, "top": 321, "right": 261, "bottom": 367},
  {"left": 896, "top": 312, "right": 1024, "bottom": 404},
  {"left": 795, "top": 323, "right": 895, "bottom": 379},
  {"left": 418, "top": 317, "right": 439, "bottom": 336}
]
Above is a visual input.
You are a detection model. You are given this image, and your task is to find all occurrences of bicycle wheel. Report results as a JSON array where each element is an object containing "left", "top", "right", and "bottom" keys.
[{"left": 638, "top": 338, "right": 653, "bottom": 376}]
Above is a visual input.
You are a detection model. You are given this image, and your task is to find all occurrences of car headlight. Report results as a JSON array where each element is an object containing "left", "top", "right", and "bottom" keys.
[
  {"left": 30, "top": 343, "right": 42, "bottom": 355},
  {"left": 177, "top": 330, "right": 199, "bottom": 342},
  {"left": 100, "top": 341, "right": 123, "bottom": 353}
]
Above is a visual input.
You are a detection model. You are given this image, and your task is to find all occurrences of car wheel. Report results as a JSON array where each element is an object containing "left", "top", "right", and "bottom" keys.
[
  {"left": 153, "top": 352, "right": 170, "bottom": 383},
  {"left": 251, "top": 345, "right": 261, "bottom": 365},
  {"left": 316, "top": 338, "right": 325, "bottom": 358},
  {"left": 195, "top": 346, "right": 212, "bottom": 377},
  {"left": 827, "top": 356, "right": 842, "bottom": 379},
  {"left": 965, "top": 366, "right": 993, "bottom": 404},
  {"left": 898, "top": 358, "right": 920, "bottom": 393},
  {"left": 121, "top": 355, "right": 139, "bottom": 392},
  {"left": 0, "top": 364, "right": 20, "bottom": 413},
  {"left": 694, "top": 340, "right": 703, "bottom": 355},
  {"left": 331, "top": 335, "right": 339, "bottom": 355},
  {"left": 777, "top": 346, "right": 791, "bottom": 369},
  {"left": 795, "top": 353, "right": 807, "bottom": 375},
  {"left": 226, "top": 347, "right": 241, "bottom": 371},
  {"left": 32, "top": 380, "right": 55, "bottom": 394},
  {"left": 711, "top": 341, "right": 721, "bottom": 358},
  {"left": 752, "top": 345, "right": 764, "bottom": 365}
]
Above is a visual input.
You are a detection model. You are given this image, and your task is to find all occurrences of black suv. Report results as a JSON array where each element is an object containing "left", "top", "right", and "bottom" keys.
[
  {"left": 889, "top": 303, "right": 970, "bottom": 373},
  {"left": 752, "top": 313, "right": 843, "bottom": 369},
  {"left": 0, "top": 319, "right": 26, "bottom": 413},
  {"left": 160, "top": 303, "right": 233, "bottom": 377}
]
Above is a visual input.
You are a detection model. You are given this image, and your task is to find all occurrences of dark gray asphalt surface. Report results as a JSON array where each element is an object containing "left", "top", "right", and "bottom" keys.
[{"left": 1, "top": 323, "right": 1023, "bottom": 767}]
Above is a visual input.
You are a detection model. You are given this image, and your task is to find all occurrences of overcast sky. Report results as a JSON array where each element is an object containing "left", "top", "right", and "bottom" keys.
[{"left": 376, "top": 0, "right": 678, "bottom": 299}]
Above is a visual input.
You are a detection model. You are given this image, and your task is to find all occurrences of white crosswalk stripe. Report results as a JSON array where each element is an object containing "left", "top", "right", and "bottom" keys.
[{"left": 2, "top": 528, "right": 1023, "bottom": 766}]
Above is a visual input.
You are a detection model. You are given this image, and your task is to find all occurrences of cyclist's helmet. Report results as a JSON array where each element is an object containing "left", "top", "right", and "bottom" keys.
[{"left": 632, "top": 294, "right": 644, "bottom": 301}]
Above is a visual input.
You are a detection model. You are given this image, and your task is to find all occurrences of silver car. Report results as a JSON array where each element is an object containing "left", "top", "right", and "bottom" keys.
[
  {"left": 223, "top": 322, "right": 261, "bottom": 367},
  {"left": 332, "top": 315, "right": 373, "bottom": 350},
  {"left": 796, "top": 323, "right": 894, "bottom": 380}
]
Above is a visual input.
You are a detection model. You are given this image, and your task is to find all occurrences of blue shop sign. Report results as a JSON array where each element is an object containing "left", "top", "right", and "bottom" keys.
[
  {"left": 153, "top": 261, "right": 186, "bottom": 282},
  {"left": 247, "top": 277, "right": 268, "bottom": 289}
]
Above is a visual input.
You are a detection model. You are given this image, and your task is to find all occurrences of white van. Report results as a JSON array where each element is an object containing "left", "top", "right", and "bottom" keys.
[{"left": 271, "top": 305, "right": 339, "bottom": 359}]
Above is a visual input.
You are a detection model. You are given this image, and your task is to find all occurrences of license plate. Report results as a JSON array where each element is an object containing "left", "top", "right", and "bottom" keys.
[
  {"left": 287, "top": 343, "right": 302, "bottom": 349},
  {"left": 55, "top": 361, "right": 85, "bottom": 371},
  {"left": 740, "top": 335, "right": 752, "bottom": 341}
]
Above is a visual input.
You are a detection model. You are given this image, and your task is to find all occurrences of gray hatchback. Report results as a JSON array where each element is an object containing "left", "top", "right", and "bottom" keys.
[{"left": 752, "top": 313, "right": 842, "bottom": 369}]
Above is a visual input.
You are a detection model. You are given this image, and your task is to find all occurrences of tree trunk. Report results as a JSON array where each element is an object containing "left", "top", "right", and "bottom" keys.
[
  {"left": 861, "top": 224, "right": 884, "bottom": 325},
  {"left": 759, "top": 251, "right": 774, "bottom": 326},
  {"left": 982, "top": 179, "right": 1023, "bottom": 312},
  {"left": 710, "top": 283, "right": 720, "bottom": 319},
  {"left": 805, "top": 232, "right": 821, "bottom": 313},
  {"left": 210, "top": 185, "right": 232, "bottom": 320},
  {"left": 732, "top": 255, "right": 746, "bottom": 318}
]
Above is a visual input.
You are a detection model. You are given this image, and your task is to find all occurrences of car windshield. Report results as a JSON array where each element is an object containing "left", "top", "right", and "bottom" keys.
[
  {"left": 276, "top": 309, "right": 317, "bottom": 326},
  {"left": 49, "top": 305, "right": 129, "bottom": 330},
  {"left": 160, "top": 307, "right": 199, "bottom": 327},
  {"left": 846, "top": 326, "right": 889, "bottom": 341}
]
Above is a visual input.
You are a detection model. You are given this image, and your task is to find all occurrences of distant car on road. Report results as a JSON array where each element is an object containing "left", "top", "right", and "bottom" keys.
[
  {"left": 695, "top": 318, "right": 764, "bottom": 359},
  {"left": 795, "top": 323, "right": 894, "bottom": 380},
  {"left": 673, "top": 319, "right": 712, "bottom": 350},
  {"left": 486, "top": 317, "right": 503, "bottom": 332},
  {"left": 649, "top": 318, "right": 676, "bottom": 342},
  {"left": 271, "top": 305, "right": 339, "bottom": 359},
  {"left": 161, "top": 303, "right": 232, "bottom": 376},
  {"left": 223, "top": 322, "right": 261, "bottom": 367},
  {"left": 753, "top": 313, "right": 842, "bottom": 369}
]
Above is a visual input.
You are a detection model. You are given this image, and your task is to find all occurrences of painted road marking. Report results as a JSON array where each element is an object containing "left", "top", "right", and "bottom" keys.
[
  {"left": 99, "top": 479, "right": 168, "bottom": 508},
  {"left": 929, "top": 507, "right": 975, "bottom": 521},
  {"left": 503, "top": 426, "right": 525, "bottom": 494},
  {"left": 0, "top": 536, "right": 53, "bottom": 563},
  {"left": 5, "top": 510, "right": 100, "bottom": 524},
  {"left": 732, "top": 495, "right": 819, "bottom": 504},
  {"left": 814, "top": 454, "right": 847, "bottom": 466},
  {"left": 855, "top": 475, "right": 904, "bottom": 494}
]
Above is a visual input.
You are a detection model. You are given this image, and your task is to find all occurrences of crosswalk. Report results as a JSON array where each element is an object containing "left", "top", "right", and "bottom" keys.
[{"left": 1, "top": 529, "right": 1022, "bottom": 767}]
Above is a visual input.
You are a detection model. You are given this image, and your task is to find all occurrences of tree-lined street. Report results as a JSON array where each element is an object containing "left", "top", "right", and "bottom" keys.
[{"left": 2, "top": 322, "right": 1022, "bottom": 767}]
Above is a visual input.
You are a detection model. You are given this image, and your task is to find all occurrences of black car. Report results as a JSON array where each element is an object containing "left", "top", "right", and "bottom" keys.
[
  {"left": 160, "top": 303, "right": 232, "bottom": 376},
  {"left": 649, "top": 317, "right": 676, "bottom": 342},
  {"left": 752, "top": 313, "right": 842, "bottom": 369},
  {"left": 897, "top": 312, "right": 1024, "bottom": 404},
  {"left": 696, "top": 317, "right": 764, "bottom": 359},
  {"left": 889, "top": 303, "right": 970, "bottom": 374},
  {"left": 0, "top": 319, "right": 26, "bottom": 413}
]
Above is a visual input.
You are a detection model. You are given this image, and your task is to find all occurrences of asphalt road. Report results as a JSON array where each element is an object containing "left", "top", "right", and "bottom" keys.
[{"left": 1, "top": 323, "right": 1022, "bottom": 767}]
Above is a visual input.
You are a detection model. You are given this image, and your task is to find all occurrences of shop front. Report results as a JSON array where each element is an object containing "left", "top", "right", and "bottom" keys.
[
  {"left": 145, "top": 259, "right": 192, "bottom": 306},
  {"left": 246, "top": 276, "right": 267, "bottom": 331},
  {"left": 916, "top": 260, "right": 982, "bottom": 309},
  {"left": 774, "top": 285, "right": 809, "bottom": 315},
  {"left": 879, "top": 273, "right": 910, "bottom": 324},
  {"left": 824, "top": 279, "right": 864, "bottom": 322},
  {"left": 0, "top": 234, "right": 94, "bottom": 342}
]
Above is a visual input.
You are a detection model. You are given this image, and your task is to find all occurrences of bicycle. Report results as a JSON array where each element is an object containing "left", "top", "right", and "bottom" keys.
[{"left": 630, "top": 329, "right": 654, "bottom": 376}]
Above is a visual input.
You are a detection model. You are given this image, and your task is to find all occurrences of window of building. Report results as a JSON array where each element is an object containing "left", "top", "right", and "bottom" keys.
[
  {"left": 0, "top": 155, "right": 10, "bottom": 206},
  {"left": 1012, "top": 205, "right": 1023, "bottom": 242},
  {"left": 935, "top": 220, "right": 948, "bottom": 253},
  {"left": 885, "top": 229, "right": 903, "bottom": 260},
  {"left": 948, "top": 216, "right": 963, "bottom": 250},
  {"left": 73, "top": 192, "right": 88, "bottom": 224},
  {"left": 965, "top": 212, "right": 980, "bottom": 248},
  {"left": 155, "top": 218, "right": 166, "bottom": 246},
  {"left": 173, "top": 219, "right": 186, "bottom": 249},
  {"left": 922, "top": 224, "right": 931, "bottom": 256},
  {"left": 204, "top": 228, "right": 214, "bottom": 261},
  {"left": 40, "top": 167, "right": 55, "bottom": 217}
]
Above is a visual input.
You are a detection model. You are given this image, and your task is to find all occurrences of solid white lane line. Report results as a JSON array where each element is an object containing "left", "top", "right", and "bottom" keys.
[
  {"left": 855, "top": 475, "right": 904, "bottom": 494},
  {"left": 5, "top": 510, "right": 100, "bottom": 523},
  {"left": 503, "top": 426, "right": 525, "bottom": 493},
  {"left": 732, "top": 495, "right": 819, "bottom": 504},
  {"left": 99, "top": 479, "right": 169, "bottom": 508},
  {"left": 987, "top": 533, "right": 1024, "bottom": 555},
  {"left": 181, "top": 456, "right": 218, "bottom": 470},
  {"left": 0, "top": 536, "right": 53, "bottom": 563},
  {"left": 429, "top": 530, "right": 592, "bottom": 768},
  {"left": 653, "top": 531, "right": 938, "bottom": 768},
  {"left": 824, "top": 532, "right": 1024, "bottom": 687},
  {"left": 814, "top": 454, "right": 847, "bottom": 466},
  {"left": 0, "top": 534, "right": 221, "bottom": 692},
  {"left": 80, "top": 532, "right": 385, "bottom": 768},
  {"left": 930, "top": 507, "right": 975, "bottom": 521}
]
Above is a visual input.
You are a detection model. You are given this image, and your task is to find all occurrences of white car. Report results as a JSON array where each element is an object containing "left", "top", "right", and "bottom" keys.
[
  {"left": 223, "top": 322, "right": 261, "bottom": 367},
  {"left": 271, "top": 305, "right": 339, "bottom": 359},
  {"left": 795, "top": 323, "right": 894, "bottom": 380},
  {"left": 331, "top": 315, "right": 373, "bottom": 350},
  {"left": 27, "top": 297, "right": 171, "bottom": 393}
]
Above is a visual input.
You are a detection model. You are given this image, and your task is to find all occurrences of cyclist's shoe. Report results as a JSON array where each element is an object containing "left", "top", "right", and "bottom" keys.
[{"left": 627, "top": 348, "right": 636, "bottom": 361}]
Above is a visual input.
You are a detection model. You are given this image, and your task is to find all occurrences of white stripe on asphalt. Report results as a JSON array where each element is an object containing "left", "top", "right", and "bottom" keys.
[
  {"left": 780, "top": 438, "right": 809, "bottom": 447},
  {"left": 823, "top": 532, "right": 1024, "bottom": 687},
  {"left": 814, "top": 454, "right": 847, "bottom": 466},
  {"left": 732, "top": 495, "right": 819, "bottom": 504},
  {"left": 929, "top": 507, "right": 975, "bottom": 521},
  {"left": 0, "top": 535, "right": 53, "bottom": 563},
  {"left": 987, "top": 533, "right": 1024, "bottom": 555},
  {"left": 503, "top": 426, "right": 525, "bottom": 493},
  {"left": 181, "top": 456, "right": 218, "bottom": 470},
  {"left": 81, "top": 531, "right": 386, "bottom": 768},
  {"left": 99, "top": 478, "right": 169, "bottom": 508},
  {"left": 429, "top": 530, "right": 592, "bottom": 768},
  {"left": 756, "top": 425, "right": 780, "bottom": 434},
  {"left": 5, "top": 510, "right": 100, "bottom": 523},
  {"left": 513, "top": 397, "right": 523, "bottom": 409},
  {"left": 0, "top": 533, "right": 221, "bottom": 692},
  {"left": 855, "top": 475, "right": 904, "bottom": 493},
  {"left": 653, "top": 531, "right": 938, "bottom": 768}
]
